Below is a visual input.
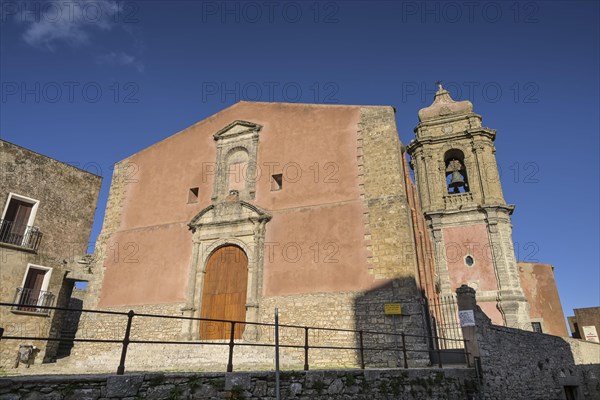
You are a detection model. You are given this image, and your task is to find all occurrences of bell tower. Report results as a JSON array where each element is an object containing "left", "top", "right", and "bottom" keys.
[{"left": 406, "top": 83, "right": 531, "bottom": 329}]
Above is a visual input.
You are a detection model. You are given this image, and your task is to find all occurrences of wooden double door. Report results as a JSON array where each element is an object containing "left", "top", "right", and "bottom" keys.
[{"left": 200, "top": 245, "right": 248, "bottom": 340}]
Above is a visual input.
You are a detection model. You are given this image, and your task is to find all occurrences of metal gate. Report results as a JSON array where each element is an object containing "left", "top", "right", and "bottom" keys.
[
  {"left": 428, "top": 295, "right": 464, "bottom": 349},
  {"left": 424, "top": 294, "right": 467, "bottom": 365}
]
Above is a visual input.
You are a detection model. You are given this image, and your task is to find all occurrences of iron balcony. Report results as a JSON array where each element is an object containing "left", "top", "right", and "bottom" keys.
[{"left": 0, "top": 219, "right": 43, "bottom": 251}]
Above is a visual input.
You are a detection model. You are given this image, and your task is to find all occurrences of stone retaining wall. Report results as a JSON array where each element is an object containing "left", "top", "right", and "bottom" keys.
[
  {"left": 259, "top": 289, "right": 430, "bottom": 369},
  {"left": 478, "top": 325, "right": 600, "bottom": 400},
  {"left": 456, "top": 286, "right": 600, "bottom": 400},
  {"left": 0, "top": 368, "right": 478, "bottom": 400},
  {"left": 476, "top": 319, "right": 600, "bottom": 400},
  {"left": 565, "top": 337, "right": 600, "bottom": 365},
  {"left": 58, "top": 288, "right": 430, "bottom": 373},
  {"left": 68, "top": 303, "right": 185, "bottom": 361}
]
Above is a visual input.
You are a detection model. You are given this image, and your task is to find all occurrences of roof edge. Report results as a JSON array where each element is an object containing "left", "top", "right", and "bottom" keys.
[{"left": 0, "top": 139, "right": 103, "bottom": 179}]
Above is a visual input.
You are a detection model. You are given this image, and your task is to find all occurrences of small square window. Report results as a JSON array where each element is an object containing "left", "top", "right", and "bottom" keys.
[
  {"left": 532, "top": 322, "right": 543, "bottom": 333},
  {"left": 271, "top": 174, "right": 283, "bottom": 191},
  {"left": 188, "top": 187, "right": 199, "bottom": 203}
]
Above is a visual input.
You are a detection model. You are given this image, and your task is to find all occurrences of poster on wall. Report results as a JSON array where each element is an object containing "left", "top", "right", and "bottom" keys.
[
  {"left": 459, "top": 310, "right": 475, "bottom": 327},
  {"left": 582, "top": 326, "right": 599, "bottom": 343}
]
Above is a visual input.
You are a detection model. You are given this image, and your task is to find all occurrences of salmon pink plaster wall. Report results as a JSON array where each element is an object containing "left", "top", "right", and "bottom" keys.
[
  {"left": 479, "top": 301, "right": 503, "bottom": 325},
  {"left": 98, "top": 102, "right": 379, "bottom": 307},
  {"left": 443, "top": 223, "right": 503, "bottom": 324},
  {"left": 263, "top": 202, "right": 374, "bottom": 296},
  {"left": 443, "top": 224, "right": 497, "bottom": 292},
  {"left": 98, "top": 224, "right": 191, "bottom": 307}
]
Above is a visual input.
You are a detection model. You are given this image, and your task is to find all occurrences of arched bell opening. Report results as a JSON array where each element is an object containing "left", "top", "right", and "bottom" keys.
[{"left": 444, "top": 149, "right": 469, "bottom": 194}]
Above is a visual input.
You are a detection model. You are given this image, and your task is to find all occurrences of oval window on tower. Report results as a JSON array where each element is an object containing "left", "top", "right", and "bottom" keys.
[{"left": 465, "top": 255, "right": 474, "bottom": 267}]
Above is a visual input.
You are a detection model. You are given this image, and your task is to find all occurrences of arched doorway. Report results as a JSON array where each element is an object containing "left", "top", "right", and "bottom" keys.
[{"left": 199, "top": 245, "right": 248, "bottom": 340}]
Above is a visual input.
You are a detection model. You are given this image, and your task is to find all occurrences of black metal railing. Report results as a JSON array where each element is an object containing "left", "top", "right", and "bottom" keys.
[
  {"left": 0, "top": 302, "right": 471, "bottom": 375},
  {"left": 11, "top": 288, "right": 55, "bottom": 316},
  {"left": 0, "top": 219, "right": 43, "bottom": 251}
]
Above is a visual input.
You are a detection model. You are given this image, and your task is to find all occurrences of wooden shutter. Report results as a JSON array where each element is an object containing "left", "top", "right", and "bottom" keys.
[
  {"left": 6, "top": 200, "right": 33, "bottom": 239},
  {"left": 20, "top": 268, "right": 46, "bottom": 309}
]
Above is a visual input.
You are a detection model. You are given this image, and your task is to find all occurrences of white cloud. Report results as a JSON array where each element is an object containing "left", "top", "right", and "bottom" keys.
[
  {"left": 16, "top": 1, "right": 144, "bottom": 71},
  {"left": 19, "top": 0, "right": 121, "bottom": 51},
  {"left": 96, "top": 51, "right": 144, "bottom": 72},
  {"left": 96, "top": 51, "right": 135, "bottom": 65}
]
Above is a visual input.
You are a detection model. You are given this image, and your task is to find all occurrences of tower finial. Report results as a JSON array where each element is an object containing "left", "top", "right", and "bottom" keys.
[{"left": 436, "top": 80, "right": 443, "bottom": 92}]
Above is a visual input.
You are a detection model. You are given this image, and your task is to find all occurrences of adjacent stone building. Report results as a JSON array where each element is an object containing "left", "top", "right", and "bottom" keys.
[
  {"left": 0, "top": 140, "right": 102, "bottom": 368},
  {"left": 569, "top": 307, "right": 600, "bottom": 342},
  {"left": 518, "top": 262, "right": 569, "bottom": 336}
]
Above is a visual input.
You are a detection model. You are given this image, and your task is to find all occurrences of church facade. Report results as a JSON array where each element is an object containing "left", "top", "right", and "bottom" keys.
[{"left": 70, "top": 88, "right": 567, "bottom": 369}]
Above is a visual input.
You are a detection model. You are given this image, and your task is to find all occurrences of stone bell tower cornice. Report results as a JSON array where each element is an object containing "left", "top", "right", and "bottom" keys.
[
  {"left": 424, "top": 203, "right": 515, "bottom": 224},
  {"left": 413, "top": 113, "right": 485, "bottom": 137},
  {"left": 406, "top": 127, "right": 497, "bottom": 154}
]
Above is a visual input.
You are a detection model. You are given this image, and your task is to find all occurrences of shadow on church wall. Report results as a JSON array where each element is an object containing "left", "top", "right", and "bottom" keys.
[{"left": 353, "top": 277, "right": 431, "bottom": 368}]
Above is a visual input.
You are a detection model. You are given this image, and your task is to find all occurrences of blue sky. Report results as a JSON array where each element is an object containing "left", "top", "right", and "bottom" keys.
[{"left": 1, "top": 1, "right": 598, "bottom": 320}]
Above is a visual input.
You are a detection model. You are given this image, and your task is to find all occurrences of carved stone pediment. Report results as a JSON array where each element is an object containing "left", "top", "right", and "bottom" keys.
[
  {"left": 188, "top": 200, "right": 271, "bottom": 231},
  {"left": 213, "top": 120, "right": 262, "bottom": 141}
]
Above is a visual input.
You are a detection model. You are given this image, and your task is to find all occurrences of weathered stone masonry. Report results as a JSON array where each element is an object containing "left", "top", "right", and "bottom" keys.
[{"left": 0, "top": 368, "right": 478, "bottom": 400}]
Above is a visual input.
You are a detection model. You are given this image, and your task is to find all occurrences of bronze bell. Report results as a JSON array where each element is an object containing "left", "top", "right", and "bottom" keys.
[{"left": 449, "top": 171, "right": 465, "bottom": 192}]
